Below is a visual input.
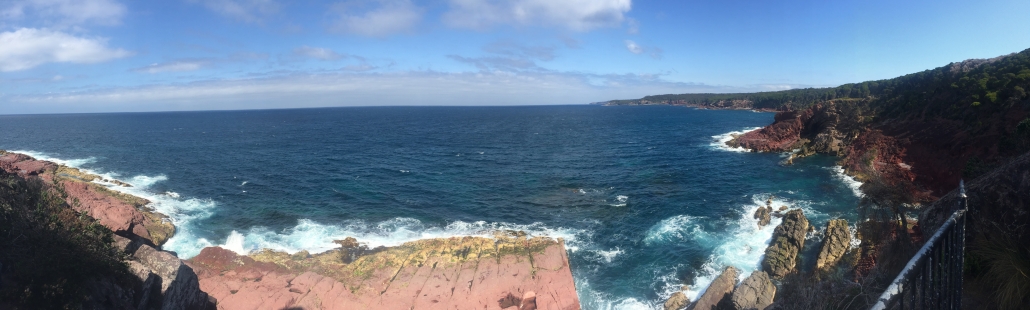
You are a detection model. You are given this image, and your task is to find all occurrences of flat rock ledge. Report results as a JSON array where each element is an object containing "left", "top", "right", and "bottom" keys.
[
  {"left": 816, "top": 219, "right": 851, "bottom": 270},
  {"left": 187, "top": 234, "right": 581, "bottom": 310},
  {"left": 761, "top": 209, "right": 809, "bottom": 279},
  {"left": 730, "top": 271, "right": 775, "bottom": 310}
]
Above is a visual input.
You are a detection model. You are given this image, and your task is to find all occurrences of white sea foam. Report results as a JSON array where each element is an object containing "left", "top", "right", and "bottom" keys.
[
  {"left": 9, "top": 150, "right": 98, "bottom": 169},
  {"left": 8, "top": 150, "right": 221, "bottom": 258},
  {"left": 848, "top": 223, "right": 862, "bottom": 249},
  {"left": 677, "top": 194, "right": 830, "bottom": 301},
  {"left": 213, "top": 218, "right": 588, "bottom": 258},
  {"left": 222, "top": 230, "right": 247, "bottom": 254},
  {"left": 643, "top": 215, "right": 711, "bottom": 246},
  {"left": 611, "top": 195, "right": 629, "bottom": 207},
  {"left": 709, "top": 127, "right": 762, "bottom": 152},
  {"left": 592, "top": 248, "right": 624, "bottom": 263},
  {"left": 830, "top": 166, "right": 864, "bottom": 197},
  {"left": 577, "top": 279, "right": 657, "bottom": 310}
]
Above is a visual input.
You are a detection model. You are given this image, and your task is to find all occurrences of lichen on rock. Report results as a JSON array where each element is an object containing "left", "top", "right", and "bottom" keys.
[
  {"left": 762, "top": 209, "right": 809, "bottom": 278},
  {"left": 816, "top": 219, "right": 851, "bottom": 270}
]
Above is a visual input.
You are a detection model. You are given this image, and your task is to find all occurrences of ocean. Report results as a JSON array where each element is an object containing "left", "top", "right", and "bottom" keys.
[{"left": 0, "top": 105, "right": 861, "bottom": 309}]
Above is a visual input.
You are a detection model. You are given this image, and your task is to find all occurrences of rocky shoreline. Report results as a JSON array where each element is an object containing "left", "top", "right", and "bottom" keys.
[{"left": 0, "top": 151, "right": 580, "bottom": 310}]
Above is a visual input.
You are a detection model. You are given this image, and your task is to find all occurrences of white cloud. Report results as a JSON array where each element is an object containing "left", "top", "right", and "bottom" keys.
[
  {"left": 443, "top": 0, "right": 632, "bottom": 31},
  {"left": 293, "top": 46, "right": 345, "bottom": 60},
  {"left": 193, "top": 0, "right": 279, "bottom": 23},
  {"left": 2, "top": 70, "right": 730, "bottom": 113},
  {"left": 331, "top": 0, "right": 421, "bottom": 37},
  {"left": 2, "top": 0, "right": 126, "bottom": 26},
  {"left": 625, "top": 40, "right": 643, "bottom": 54},
  {"left": 624, "top": 40, "right": 662, "bottom": 59},
  {"left": 0, "top": 28, "right": 132, "bottom": 72},
  {"left": 132, "top": 61, "right": 206, "bottom": 73}
]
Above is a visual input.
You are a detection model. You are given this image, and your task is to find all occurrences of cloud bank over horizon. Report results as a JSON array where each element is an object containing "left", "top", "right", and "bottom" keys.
[{"left": 1, "top": 0, "right": 1028, "bottom": 114}]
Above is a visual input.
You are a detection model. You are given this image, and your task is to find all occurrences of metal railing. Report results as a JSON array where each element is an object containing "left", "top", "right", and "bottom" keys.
[{"left": 870, "top": 181, "right": 968, "bottom": 310}]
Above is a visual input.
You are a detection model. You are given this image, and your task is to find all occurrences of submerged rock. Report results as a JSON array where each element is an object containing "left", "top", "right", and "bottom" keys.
[
  {"left": 762, "top": 209, "right": 809, "bottom": 278},
  {"left": 691, "top": 266, "right": 739, "bottom": 310},
  {"left": 816, "top": 219, "right": 851, "bottom": 270},
  {"left": 730, "top": 271, "right": 775, "bottom": 310}
]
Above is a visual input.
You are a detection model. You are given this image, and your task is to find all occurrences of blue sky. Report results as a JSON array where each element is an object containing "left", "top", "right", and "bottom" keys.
[{"left": 1, "top": 0, "right": 1028, "bottom": 114}]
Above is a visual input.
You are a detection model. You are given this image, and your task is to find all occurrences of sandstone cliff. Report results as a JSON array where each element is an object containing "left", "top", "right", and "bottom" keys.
[
  {"left": 0, "top": 151, "right": 212, "bottom": 309},
  {"left": 0, "top": 151, "right": 581, "bottom": 310}
]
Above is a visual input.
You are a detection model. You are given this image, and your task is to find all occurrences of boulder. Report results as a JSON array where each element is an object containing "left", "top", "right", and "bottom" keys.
[
  {"left": 730, "top": 271, "right": 775, "bottom": 310},
  {"left": 691, "top": 266, "right": 739, "bottom": 310},
  {"left": 762, "top": 209, "right": 809, "bottom": 278},
  {"left": 112, "top": 234, "right": 211, "bottom": 310},
  {"left": 664, "top": 290, "right": 690, "bottom": 310},
  {"left": 753, "top": 206, "right": 772, "bottom": 228},
  {"left": 816, "top": 219, "right": 851, "bottom": 270}
]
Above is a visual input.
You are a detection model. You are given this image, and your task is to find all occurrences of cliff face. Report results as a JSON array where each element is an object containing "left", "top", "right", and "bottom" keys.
[
  {"left": 0, "top": 151, "right": 581, "bottom": 310},
  {"left": 0, "top": 151, "right": 212, "bottom": 309}
]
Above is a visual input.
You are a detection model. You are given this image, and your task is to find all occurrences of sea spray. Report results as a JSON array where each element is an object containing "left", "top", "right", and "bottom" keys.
[{"left": 709, "top": 127, "right": 762, "bottom": 152}]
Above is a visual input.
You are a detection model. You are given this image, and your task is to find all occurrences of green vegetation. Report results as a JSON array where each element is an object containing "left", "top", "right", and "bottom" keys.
[
  {"left": 0, "top": 171, "right": 130, "bottom": 309},
  {"left": 610, "top": 48, "right": 1030, "bottom": 120}
]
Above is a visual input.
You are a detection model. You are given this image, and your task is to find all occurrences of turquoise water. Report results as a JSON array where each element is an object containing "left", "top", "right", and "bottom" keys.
[{"left": 0, "top": 105, "right": 861, "bottom": 309}]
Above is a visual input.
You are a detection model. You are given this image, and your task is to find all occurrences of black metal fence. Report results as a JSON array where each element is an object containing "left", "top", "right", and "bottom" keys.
[{"left": 870, "top": 182, "right": 968, "bottom": 310}]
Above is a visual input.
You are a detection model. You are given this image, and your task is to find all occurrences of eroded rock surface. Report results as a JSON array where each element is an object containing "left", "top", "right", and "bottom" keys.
[
  {"left": 0, "top": 152, "right": 173, "bottom": 246},
  {"left": 730, "top": 271, "right": 775, "bottom": 310},
  {"left": 753, "top": 206, "right": 771, "bottom": 228},
  {"left": 664, "top": 290, "right": 690, "bottom": 310},
  {"left": 762, "top": 209, "right": 809, "bottom": 278},
  {"left": 690, "top": 266, "right": 739, "bottom": 310},
  {"left": 816, "top": 219, "right": 851, "bottom": 270},
  {"left": 188, "top": 234, "right": 581, "bottom": 310}
]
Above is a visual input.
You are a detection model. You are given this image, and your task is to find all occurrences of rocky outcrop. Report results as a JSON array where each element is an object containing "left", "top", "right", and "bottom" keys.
[
  {"left": 815, "top": 219, "right": 851, "bottom": 270},
  {"left": 664, "top": 290, "right": 690, "bottom": 310},
  {"left": 726, "top": 101, "right": 862, "bottom": 156},
  {"left": 114, "top": 235, "right": 212, "bottom": 309},
  {"left": 730, "top": 271, "right": 775, "bottom": 310},
  {"left": 0, "top": 152, "right": 174, "bottom": 246},
  {"left": 0, "top": 151, "right": 210, "bottom": 309},
  {"left": 762, "top": 209, "right": 809, "bottom": 279},
  {"left": 187, "top": 233, "right": 580, "bottom": 310},
  {"left": 753, "top": 206, "right": 771, "bottom": 228},
  {"left": 690, "top": 266, "right": 739, "bottom": 310}
]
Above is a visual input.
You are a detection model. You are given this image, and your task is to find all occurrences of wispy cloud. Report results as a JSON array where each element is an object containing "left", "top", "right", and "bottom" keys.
[
  {"left": 292, "top": 46, "right": 346, "bottom": 60},
  {"left": 625, "top": 40, "right": 643, "bottom": 54},
  {"left": 131, "top": 60, "right": 207, "bottom": 73},
  {"left": 191, "top": 0, "right": 280, "bottom": 23},
  {"left": 1, "top": 0, "right": 127, "bottom": 26},
  {"left": 330, "top": 0, "right": 421, "bottom": 37},
  {"left": 624, "top": 40, "right": 662, "bottom": 59},
  {"left": 2, "top": 69, "right": 734, "bottom": 114},
  {"left": 443, "top": 0, "right": 632, "bottom": 31},
  {"left": 0, "top": 28, "right": 132, "bottom": 72},
  {"left": 482, "top": 41, "right": 556, "bottom": 61}
]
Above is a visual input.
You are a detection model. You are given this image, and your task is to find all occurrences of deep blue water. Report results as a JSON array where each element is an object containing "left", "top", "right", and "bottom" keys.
[{"left": 0, "top": 105, "right": 861, "bottom": 309}]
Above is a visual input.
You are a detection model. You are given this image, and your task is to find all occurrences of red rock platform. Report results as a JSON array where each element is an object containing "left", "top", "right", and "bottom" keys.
[{"left": 187, "top": 235, "right": 581, "bottom": 310}]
